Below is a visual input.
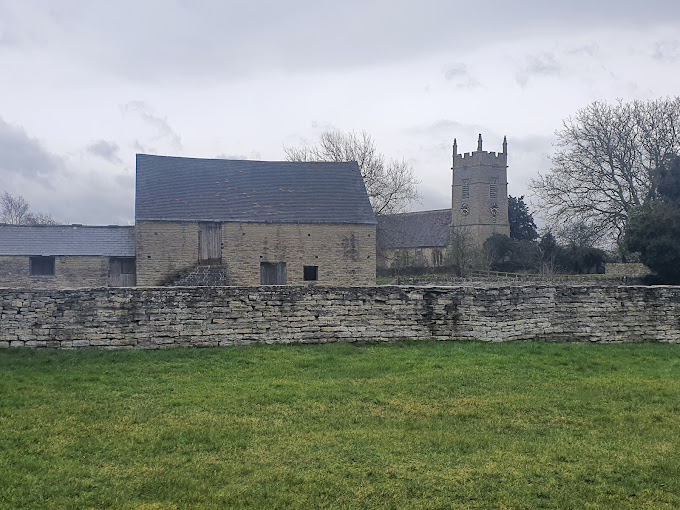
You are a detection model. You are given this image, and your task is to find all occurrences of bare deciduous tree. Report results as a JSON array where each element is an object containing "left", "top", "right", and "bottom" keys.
[
  {"left": 1, "top": 191, "right": 30, "bottom": 225},
  {"left": 1, "top": 191, "right": 58, "bottom": 225},
  {"left": 285, "top": 130, "right": 419, "bottom": 215},
  {"left": 448, "top": 227, "right": 480, "bottom": 276},
  {"left": 530, "top": 97, "right": 680, "bottom": 254}
]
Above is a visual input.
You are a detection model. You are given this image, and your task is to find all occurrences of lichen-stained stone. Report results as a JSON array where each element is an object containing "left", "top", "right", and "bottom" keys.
[{"left": 0, "top": 284, "right": 679, "bottom": 348}]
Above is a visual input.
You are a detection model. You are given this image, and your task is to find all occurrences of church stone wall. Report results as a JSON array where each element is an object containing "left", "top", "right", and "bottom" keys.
[
  {"left": 2, "top": 284, "right": 678, "bottom": 349},
  {"left": 377, "top": 247, "right": 447, "bottom": 271}
]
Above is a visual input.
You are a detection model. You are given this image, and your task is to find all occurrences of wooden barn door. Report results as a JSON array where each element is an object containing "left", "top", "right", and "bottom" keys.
[
  {"left": 108, "top": 257, "right": 136, "bottom": 287},
  {"left": 260, "top": 262, "right": 287, "bottom": 285},
  {"left": 198, "top": 222, "right": 222, "bottom": 265}
]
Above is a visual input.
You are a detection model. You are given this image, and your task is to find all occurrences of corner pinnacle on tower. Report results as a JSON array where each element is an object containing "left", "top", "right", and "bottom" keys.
[{"left": 477, "top": 133, "right": 483, "bottom": 152}]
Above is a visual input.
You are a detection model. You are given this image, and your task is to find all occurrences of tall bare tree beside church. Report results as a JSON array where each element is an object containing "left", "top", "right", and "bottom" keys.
[
  {"left": 530, "top": 97, "right": 680, "bottom": 254},
  {"left": 285, "top": 130, "right": 419, "bottom": 215}
]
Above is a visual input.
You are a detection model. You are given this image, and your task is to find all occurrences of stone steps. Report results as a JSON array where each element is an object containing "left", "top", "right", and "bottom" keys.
[{"left": 167, "top": 265, "right": 229, "bottom": 287}]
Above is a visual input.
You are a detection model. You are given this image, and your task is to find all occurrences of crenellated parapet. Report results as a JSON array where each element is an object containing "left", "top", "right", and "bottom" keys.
[
  {"left": 454, "top": 150, "right": 508, "bottom": 168},
  {"left": 452, "top": 134, "right": 508, "bottom": 170}
]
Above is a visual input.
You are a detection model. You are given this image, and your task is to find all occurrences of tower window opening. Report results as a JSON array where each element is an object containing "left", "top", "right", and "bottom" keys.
[
  {"left": 490, "top": 180, "right": 498, "bottom": 199},
  {"left": 462, "top": 179, "right": 470, "bottom": 199}
]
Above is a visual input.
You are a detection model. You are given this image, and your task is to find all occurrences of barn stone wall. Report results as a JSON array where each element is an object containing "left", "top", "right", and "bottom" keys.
[
  {"left": 135, "top": 221, "right": 199, "bottom": 286},
  {"left": 136, "top": 221, "right": 376, "bottom": 287},
  {"left": 2, "top": 284, "right": 678, "bottom": 349},
  {"left": 0, "top": 256, "right": 110, "bottom": 289},
  {"left": 222, "top": 223, "right": 376, "bottom": 286}
]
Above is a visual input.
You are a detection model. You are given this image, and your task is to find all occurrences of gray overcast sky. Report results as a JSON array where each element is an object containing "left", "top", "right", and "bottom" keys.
[{"left": 1, "top": 0, "right": 679, "bottom": 224}]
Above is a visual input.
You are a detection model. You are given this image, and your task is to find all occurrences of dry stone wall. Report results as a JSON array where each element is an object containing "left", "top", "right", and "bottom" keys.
[{"left": 1, "top": 284, "right": 679, "bottom": 349}]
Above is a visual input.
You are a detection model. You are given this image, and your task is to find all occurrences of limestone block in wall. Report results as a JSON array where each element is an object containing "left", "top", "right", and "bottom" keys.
[{"left": 2, "top": 284, "right": 680, "bottom": 348}]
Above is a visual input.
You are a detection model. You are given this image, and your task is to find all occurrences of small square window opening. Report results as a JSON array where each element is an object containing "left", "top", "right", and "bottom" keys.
[
  {"left": 303, "top": 265, "right": 318, "bottom": 281},
  {"left": 29, "top": 256, "right": 55, "bottom": 276}
]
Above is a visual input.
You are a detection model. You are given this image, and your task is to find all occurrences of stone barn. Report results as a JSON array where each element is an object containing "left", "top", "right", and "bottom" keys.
[
  {"left": 135, "top": 155, "right": 377, "bottom": 286},
  {"left": 0, "top": 225, "right": 136, "bottom": 288}
]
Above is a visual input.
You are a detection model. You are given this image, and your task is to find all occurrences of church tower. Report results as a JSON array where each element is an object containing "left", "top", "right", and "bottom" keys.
[{"left": 451, "top": 134, "right": 510, "bottom": 246}]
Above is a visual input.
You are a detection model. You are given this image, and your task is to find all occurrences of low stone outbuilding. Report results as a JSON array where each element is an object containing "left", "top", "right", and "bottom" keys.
[{"left": 0, "top": 225, "right": 136, "bottom": 288}]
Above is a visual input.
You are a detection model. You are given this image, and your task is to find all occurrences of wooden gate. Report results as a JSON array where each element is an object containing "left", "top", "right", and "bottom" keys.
[{"left": 198, "top": 222, "right": 222, "bottom": 265}]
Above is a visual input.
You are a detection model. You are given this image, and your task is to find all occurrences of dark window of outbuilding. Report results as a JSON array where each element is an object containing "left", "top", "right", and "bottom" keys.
[
  {"left": 29, "top": 256, "right": 55, "bottom": 276},
  {"left": 260, "top": 262, "right": 287, "bottom": 285},
  {"left": 303, "top": 265, "right": 318, "bottom": 281}
]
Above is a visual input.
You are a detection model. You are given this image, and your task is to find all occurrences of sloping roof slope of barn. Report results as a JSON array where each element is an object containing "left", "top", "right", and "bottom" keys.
[
  {"left": 377, "top": 209, "right": 451, "bottom": 249},
  {"left": 0, "top": 225, "right": 135, "bottom": 256},
  {"left": 135, "top": 154, "right": 376, "bottom": 225}
]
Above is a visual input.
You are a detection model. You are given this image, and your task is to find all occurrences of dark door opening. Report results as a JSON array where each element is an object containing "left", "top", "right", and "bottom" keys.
[
  {"left": 109, "top": 257, "right": 136, "bottom": 287},
  {"left": 260, "top": 262, "right": 287, "bottom": 285}
]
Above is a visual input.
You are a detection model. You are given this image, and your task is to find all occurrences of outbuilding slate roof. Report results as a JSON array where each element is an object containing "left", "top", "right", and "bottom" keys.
[
  {"left": 377, "top": 209, "right": 451, "bottom": 249},
  {"left": 0, "top": 225, "right": 135, "bottom": 256},
  {"left": 135, "top": 154, "right": 376, "bottom": 225}
]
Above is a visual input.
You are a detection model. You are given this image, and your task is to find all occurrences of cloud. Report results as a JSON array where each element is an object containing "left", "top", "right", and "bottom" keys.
[
  {"left": 516, "top": 52, "right": 561, "bottom": 87},
  {"left": 4, "top": 1, "right": 679, "bottom": 85},
  {"left": 412, "top": 184, "right": 450, "bottom": 213},
  {"left": 443, "top": 63, "right": 481, "bottom": 89},
  {"left": 406, "top": 119, "right": 488, "bottom": 139},
  {"left": 652, "top": 38, "right": 680, "bottom": 63},
  {"left": 0, "top": 118, "right": 134, "bottom": 224},
  {"left": 122, "top": 101, "right": 182, "bottom": 151},
  {"left": 86, "top": 139, "right": 122, "bottom": 164},
  {"left": 566, "top": 41, "right": 600, "bottom": 57},
  {"left": 0, "top": 117, "right": 62, "bottom": 188},
  {"left": 214, "top": 151, "right": 262, "bottom": 161}
]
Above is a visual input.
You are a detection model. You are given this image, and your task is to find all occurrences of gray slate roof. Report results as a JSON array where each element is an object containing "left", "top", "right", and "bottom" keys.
[
  {"left": 377, "top": 209, "right": 451, "bottom": 249},
  {"left": 0, "top": 225, "right": 135, "bottom": 256},
  {"left": 135, "top": 154, "right": 376, "bottom": 225}
]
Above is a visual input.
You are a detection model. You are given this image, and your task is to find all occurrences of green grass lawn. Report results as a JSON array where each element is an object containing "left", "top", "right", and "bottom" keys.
[{"left": 1, "top": 341, "right": 679, "bottom": 509}]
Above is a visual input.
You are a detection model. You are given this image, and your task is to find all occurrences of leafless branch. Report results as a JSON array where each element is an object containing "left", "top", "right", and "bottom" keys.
[
  {"left": 530, "top": 98, "right": 680, "bottom": 252},
  {"left": 285, "top": 130, "right": 420, "bottom": 215}
]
